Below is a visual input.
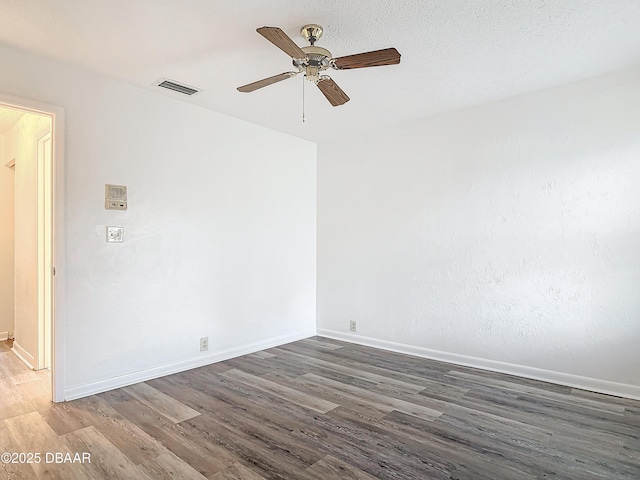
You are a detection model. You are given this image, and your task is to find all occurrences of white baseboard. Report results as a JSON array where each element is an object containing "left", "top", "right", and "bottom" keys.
[
  {"left": 64, "top": 329, "right": 316, "bottom": 401},
  {"left": 11, "top": 341, "right": 35, "bottom": 370},
  {"left": 0, "top": 331, "right": 7, "bottom": 341},
  {"left": 317, "top": 329, "right": 640, "bottom": 401}
]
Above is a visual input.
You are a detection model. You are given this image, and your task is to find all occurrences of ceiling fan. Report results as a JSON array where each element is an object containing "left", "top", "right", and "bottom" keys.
[{"left": 237, "top": 24, "right": 401, "bottom": 106}]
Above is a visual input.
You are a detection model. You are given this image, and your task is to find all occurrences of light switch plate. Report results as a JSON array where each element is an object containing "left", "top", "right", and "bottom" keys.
[{"left": 106, "top": 226, "right": 124, "bottom": 243}]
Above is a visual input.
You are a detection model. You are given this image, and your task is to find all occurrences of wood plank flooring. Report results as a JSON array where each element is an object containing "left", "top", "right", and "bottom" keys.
[{"left": 1, "top": 337, "right": 639, "bottom": 479}]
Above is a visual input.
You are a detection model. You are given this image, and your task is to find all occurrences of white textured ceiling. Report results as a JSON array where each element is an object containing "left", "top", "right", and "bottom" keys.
[
  {"left": 1, "top": 1, "right": 639, "bottom": 142},
  {"left": 0, "top": 107, "right": 25, "bottom": 134}
]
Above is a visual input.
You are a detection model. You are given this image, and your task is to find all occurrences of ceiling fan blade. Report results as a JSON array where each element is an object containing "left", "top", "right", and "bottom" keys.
[
  {"left": 333, "top": 48, "right": 401, "bottom": 70},
  {"left": 316, "top": 77, "right": 350, "bottom": 107},
  {"left": 257, "top": 26, "right": 306, "bottom": 59},
  {"left": 237, "top": 72, "right": 298, "bottom": 93}
]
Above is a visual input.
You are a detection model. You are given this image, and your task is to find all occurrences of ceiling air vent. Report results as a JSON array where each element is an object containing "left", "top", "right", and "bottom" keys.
[{"left": 153, "top": 78, "right": 202, "bottom": 96}]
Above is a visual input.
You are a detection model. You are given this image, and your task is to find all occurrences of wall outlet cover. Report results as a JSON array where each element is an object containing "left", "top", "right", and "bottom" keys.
[{"left": 350, "top": 320, "right": 357, "bottom": 332}]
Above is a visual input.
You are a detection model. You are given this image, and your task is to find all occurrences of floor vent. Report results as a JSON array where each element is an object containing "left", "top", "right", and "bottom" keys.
[{"left": 153, "top": 78, "right": 202, "bottom": 96}]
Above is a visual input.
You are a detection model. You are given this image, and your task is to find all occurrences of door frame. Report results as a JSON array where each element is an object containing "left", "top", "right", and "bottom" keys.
[
  {"left": 37, "top": 131, "right": 53, "bottom": 371},
  {"left": 0, "top": 93, "right": 65, "bottom": 403}
]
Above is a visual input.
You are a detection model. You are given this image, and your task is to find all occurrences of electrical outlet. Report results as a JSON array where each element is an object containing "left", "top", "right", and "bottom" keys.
[
  {"left": 200, "top": 337, "right": 208, "bottom": 352},
  {"left": 349, "top": 321, "right": 357, "bottom": 332}
]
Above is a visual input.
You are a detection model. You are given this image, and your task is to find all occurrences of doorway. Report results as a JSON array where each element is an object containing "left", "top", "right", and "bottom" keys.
[{"left": 0, "top": 96, "right": 63, "bottom": 402}]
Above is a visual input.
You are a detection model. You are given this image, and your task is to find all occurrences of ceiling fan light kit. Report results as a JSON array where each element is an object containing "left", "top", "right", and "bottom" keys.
[{"left": 237, "top": 24, "right": 401, "bottom": 107}]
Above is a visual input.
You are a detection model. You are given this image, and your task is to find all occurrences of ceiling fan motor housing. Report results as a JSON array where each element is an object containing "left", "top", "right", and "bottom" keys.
[
  {"left": 302, "top": 46, "right": 332, "bottom": 66},
  {"left": 293, "top": 45, "right": 333, "bottom": 82}
]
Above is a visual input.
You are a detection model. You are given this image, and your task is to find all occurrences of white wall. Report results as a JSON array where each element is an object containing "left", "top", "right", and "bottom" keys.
[
  {"left": 3, "top": 113, "right": 51, "bottom": 362},
  {"left": 0, "top": 44, "right": 317, "bottom": 398},
  {"left": 0, "top": 134, "right": 14, "bottom": 338},
  {"left": 318, "top": 67, "right": 640, "bottom": 397}
]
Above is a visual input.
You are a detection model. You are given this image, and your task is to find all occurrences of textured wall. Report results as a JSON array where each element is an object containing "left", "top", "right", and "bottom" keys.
[
  {"left": 0, "top": 44, "right": 317, "bottom": 396},
  {"left": 317, "top": 67, "right": 640, "bottom": 389}
]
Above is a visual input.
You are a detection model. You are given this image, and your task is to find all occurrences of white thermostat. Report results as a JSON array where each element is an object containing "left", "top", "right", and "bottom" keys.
[{"left": 105, "top": 184, "right": 127, "bottom": 210}]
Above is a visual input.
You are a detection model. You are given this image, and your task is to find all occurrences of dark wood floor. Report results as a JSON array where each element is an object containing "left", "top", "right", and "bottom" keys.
[{"left": 1, "top": 337, "right": 639, "bottom": 479}]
